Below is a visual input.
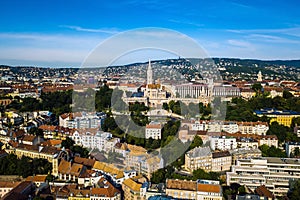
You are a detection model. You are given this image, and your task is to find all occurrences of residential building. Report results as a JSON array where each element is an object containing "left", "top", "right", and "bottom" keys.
[
  {"left": 211, "top": 151, "right": 231, "bottom": 172},
  {"left": 185, "top": 146, "right": 231, "bottom": 172},
  {"left": 122, "top": 178, "right": 147, "bottom": 200},
  {"left": 210, "top": 136, "right": 237, "bottom": 151},
  {"left": 69, "top": 129, "right": 116, "bottom": 151},
  {"left": 226, "top": 157, "right": 300, "bottom": 196},
  {"left": 258, "top": 135, "right": 278, "bottom": 148},
  {"left": 145, "top": 122, "right": 162, "bottom": 140},
  {"left": 166, "top": 179, "right": 197, "bottom": 199},
  {"left": 285, "top": 142, "right": 300, "bottom": 157},
  {"left": 196, "top": 179, "right": 222, "bottom": 200},
  {"left": 6, "top": 144, "right": 60, "bottom": 176},
  {"left": 237, "top": 121, "right": 269, "bottom": 135},
  {"left": 185, "top": 146, "right": 212, "bottom": 172},
  {"left": 57, "top": 159, "right": 86, "bottom": 182},
  {"left": 237, "top": 137, "right": 259, "bottom": 149},
  {"left": 165, "top": 179, "right": 222, "bottom": 200},
  {"left": 90, "top": 177, "right": 121, "bottom": 200},
  {"left": 125, "top": 145, "right": 164, "bottom": 179},
  {"left": 59, "top": 112, "right": 106, "bottom": 129},
  {"left": 222, "top": 121, "right": 239, "bottom": 133},
  {"left": 229, "top": 148, "right": 262, "bottom": 165},
  {"left": 92, "top": 161, "right": 137, "bottom": 186}
]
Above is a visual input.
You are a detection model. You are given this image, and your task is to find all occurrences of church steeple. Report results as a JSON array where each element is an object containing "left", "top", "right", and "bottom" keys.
[{"left": 147, "top": 59, "right": 153, "bottom": 85}]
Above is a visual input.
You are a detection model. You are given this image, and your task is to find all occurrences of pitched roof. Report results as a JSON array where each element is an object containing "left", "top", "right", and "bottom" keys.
[
  {"left": 91, "top": 178, "right": 120, "bottom": 197},
  {"left": 197, "top": 183, "right": 221, "bottom": 193},
  {"left": 166, "top": 179, "right": 197, "bottom": 191},
  {"left": 255, "top": 185, "right": 274, "bottom": 198},
  {"left": 25, "top": 175, "right": 47, "bottom": 182},
  {"left": 0, "top": 181, "right": 21, "bottom": 188},
  {"left": 38, "top": 125, "right": 56, "bottom": 131},
  {"left": 212, "top": 151, "right": 231, "bottom": 158},
  {"left": 73, "top": 156, "right": 96, "bottom": 167},
  {"left": 123, "top": 178, "right": 142, "bottom": 192},
  {"left": 21, "top": 134, "right": 36, "bottom": 142}
]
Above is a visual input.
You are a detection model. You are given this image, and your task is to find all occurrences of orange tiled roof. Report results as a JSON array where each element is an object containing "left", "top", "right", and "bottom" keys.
[
  {"left": 0, "top": 181, "right": 21, "bottom": 188},
  {"left": 255, "top": 185, "right": 274, "bottom": 198},
  {"left": 122, "top": 178, "right": 142, "bottom": 192},
  {"left": 25, "top": 175, "right": 47, "bottom": 182},
  {"left": 197, "top": 183, "right": 221, "bottom": 193},
  {"left": 39, "top": 125, "right": 56, "bottom": 131},
  {"left": 74, "top": 156, "right": 96, "bottom": 167},
  {"left": 166, "top": 179, "right": 197, "bottom": 191},
  {"left": 91, "top": 178, "right": 120, "bottom": 197},
  {"left": 21, "top": 135, "right": 36, "bottom": 142}
]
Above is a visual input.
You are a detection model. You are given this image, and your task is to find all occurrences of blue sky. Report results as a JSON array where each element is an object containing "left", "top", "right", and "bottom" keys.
[{"left": 1, "top": 0, "right": 300, "bottom": 67}]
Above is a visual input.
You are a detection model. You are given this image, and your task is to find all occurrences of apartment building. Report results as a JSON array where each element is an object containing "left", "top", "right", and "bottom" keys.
[
  {"left": 185, "top": 146, "right": 231, "bottom": 172},
  {"left": 166, "top": 179, "right": 222, "bottom": 200},
  {"left": 226, "top": 157, "right": 300, "bottom": 196},
  {"left": 122, "top": 178, "right": 148, "bottom": 200},
  {"left": 229, "top": 148, "right": 262, "bottom": 165},
  {"left": 185, "top": 146, "right": 212, "bottom": 172},
  {"left": 210, "top": 136, "right": 237, "bottom": 151},
  {"left": 145, "top": 122, "right": 162, "bottom": 140}
]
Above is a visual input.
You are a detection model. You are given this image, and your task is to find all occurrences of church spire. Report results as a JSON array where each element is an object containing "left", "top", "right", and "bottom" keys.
[{"left": 147, "top": 59, "right": 153, "bottom": 85}]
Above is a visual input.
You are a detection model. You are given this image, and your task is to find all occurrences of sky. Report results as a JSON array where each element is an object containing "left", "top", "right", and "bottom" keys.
[{"left": 1, "top": 0, "right": 300, "bottom": 67}]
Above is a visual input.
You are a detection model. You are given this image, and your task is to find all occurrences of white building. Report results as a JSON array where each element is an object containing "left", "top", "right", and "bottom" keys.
[
  {"left": 196, "top": 179, "right": 222, "bottom": 200},
  {"left": 226, "top": 157, "right": 300, "bottom": 196},
  {"left": 69, "top": 129, "right": 117, "bottom": 151},
  {"left": 222, "top": 122, "right": 239, "bottom": 133},
  {"left": 145, "top": 122, "right": 162, "bottom": 140},
  {"left": 285, "top": 142, "right": 300, "bottom": 157},
  {"left": 210, "top": 136, "right": 237, "bottom": 151},
  {"left": 237, "top": 122, "right": 269, "bottom": 135},
  {"left": 59, "top": 112, "right": 106, "bottom": 129}
]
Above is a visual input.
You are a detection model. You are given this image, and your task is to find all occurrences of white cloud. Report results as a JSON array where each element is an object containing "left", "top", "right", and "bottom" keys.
[{"left": 60, "top": 25, "right": 120, "bottom": 34}]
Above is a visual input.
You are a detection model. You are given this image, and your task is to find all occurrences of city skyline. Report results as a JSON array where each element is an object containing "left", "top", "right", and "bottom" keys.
[{"left": 1, "top": 0, "right": 300, "bottom": 67}]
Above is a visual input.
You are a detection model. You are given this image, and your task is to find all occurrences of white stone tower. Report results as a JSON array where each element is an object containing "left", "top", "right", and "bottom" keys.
[
  {"left": 147, "top": 59, "right": 153, "bottom": 85},
  {"left": 257, "top": 71, "right": 263, "bottom": 82}
]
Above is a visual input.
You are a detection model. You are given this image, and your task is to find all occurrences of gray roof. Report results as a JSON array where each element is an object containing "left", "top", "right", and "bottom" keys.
[{"left": 186, "top": 146, "right": 211, "bottom": 158}]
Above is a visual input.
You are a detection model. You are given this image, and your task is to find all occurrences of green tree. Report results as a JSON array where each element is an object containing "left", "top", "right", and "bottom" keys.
[
  {"left": 61, "top": 137, "right": 75, "bottom": 149},
  {"left": 288, "top": 179, "right": 300, "bottom": 200},
  {"left": 189, "top": 135, "right": 203, "bottom": 150},
  {"left": 283, "top": 90, "right": 294, "bottom": 99},
  {"left": 252, "top": 83, "right": 262, "bottom": 92},
  {"left": 259, "top": 144, "right": 286, "bottom": 157},
  {"left": 162, "top": 102, "right": 169, "bottom": 111}
]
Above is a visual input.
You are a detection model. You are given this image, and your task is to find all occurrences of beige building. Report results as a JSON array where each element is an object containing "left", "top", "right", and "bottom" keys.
[
  {"left": 185, "top": 146, "right": 212, "bottom": 172},
  {"left": 258, "top": 135, "right": 278, "bottom": 148},
  {"left": 211, "top": 151, "right": 231, "bottom": 172},
  {"left": 227, "top": 157, "right": 300, "bottom": 197},
  {"left": 166, "top": 179, "right": 222, "bottom": 200},
  {"left": 122, "top": 178, "right": 147, "bottom": 200},
  {"left": 125, "top": 144, "right": 163, "bottom": 179},
  {"left": 166, "top": 179, "right": 197, "bottom": 199},
  {"left": 237, "top": 121, "right": 269, "bottom": 135},
  {"left": 6, "top": 144, "right": 60, "bottom": 176},
  {"left": 185, "top": 146, "right": 231, "bottom": 173},
  {"left": 229, "top": 148, "right": 262, "bottom": 165}
]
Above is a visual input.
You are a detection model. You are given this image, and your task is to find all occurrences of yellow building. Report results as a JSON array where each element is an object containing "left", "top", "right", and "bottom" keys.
[
  {"left": 255, "top": 109, "right": 300, "bottom": 127},
  {"left": 6, "top": 144, "right": 60, "bottom": 176},
  {"left": 122, "top": 178, "right": 146, "bottom": 200},
  {"left": 270, "top": 115, "right": 296, "bottom": 127}
]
